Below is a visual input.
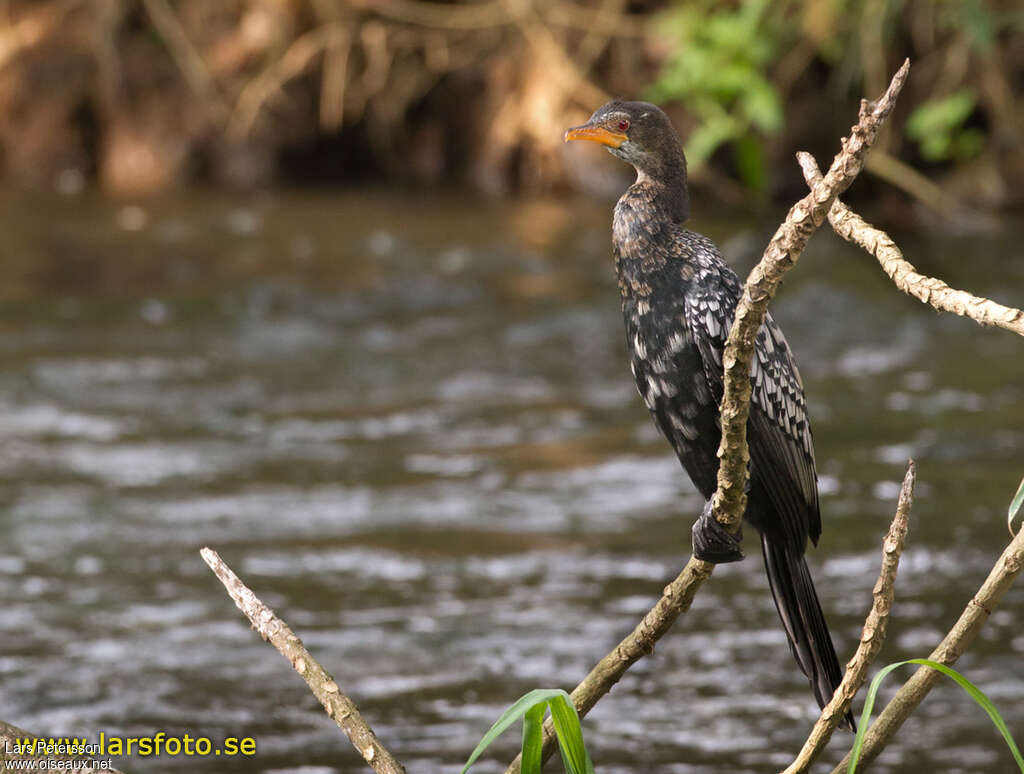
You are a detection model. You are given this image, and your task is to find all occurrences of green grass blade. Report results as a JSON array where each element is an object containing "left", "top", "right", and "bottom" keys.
[
  {"left": 520, "top": 702, "right": 546, "bottom": 774},
  {"left": 1009, "top": 477, "right": 1024, "bottom": 535},
  {"left": 548, "top": 693, "right": 596, "bottom": 774},
  {"left": 849, "top": 659, "right": 1024, "bottom": 773},
  {"left": 461, "top": 689, "right": 570, "bottom": 774}
]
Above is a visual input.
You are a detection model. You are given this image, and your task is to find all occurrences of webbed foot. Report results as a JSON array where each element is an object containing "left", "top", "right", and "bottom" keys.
[{"left": 692, "top": 500, "right": 744, "bottom": 563}]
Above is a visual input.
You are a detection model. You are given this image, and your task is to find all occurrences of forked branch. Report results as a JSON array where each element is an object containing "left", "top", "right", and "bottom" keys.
[{"left": 797, "top": 153, "right": 1024, "bottom": 337}]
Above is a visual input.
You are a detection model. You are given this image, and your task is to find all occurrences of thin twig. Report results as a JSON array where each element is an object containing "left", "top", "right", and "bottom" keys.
[
  {"left": 200, "top": 547, "right": 406, "bottom": 774},
  {"left": 711, "top": 58, "right": 911, "bottom": 530},
  {"left": 829, "top": 525, "right": 1024, "bottom": 773},
  {"left": 504, "top": 59, "right": 911, "bottom": 774},
  {"left": 798, "top": 152, "right": 1024, "bottom": 338},
  {"left": 781, "top": 461, "right": 915, "bottom": 774}
]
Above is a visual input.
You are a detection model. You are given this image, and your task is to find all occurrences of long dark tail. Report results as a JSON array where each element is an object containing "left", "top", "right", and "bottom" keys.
[{"left": 761, "top": 534, "right": 855, "bottom": 731}]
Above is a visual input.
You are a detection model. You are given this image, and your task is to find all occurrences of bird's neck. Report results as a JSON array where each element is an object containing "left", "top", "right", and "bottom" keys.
[
  {"left": 634, "top": 156, "right": 689, "bottom": 223},
  {"left": 613, "top": 177, "right": 689, "bottom": 299}
]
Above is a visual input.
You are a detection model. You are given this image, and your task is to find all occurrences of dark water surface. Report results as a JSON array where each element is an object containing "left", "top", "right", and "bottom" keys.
[{"left": 1, "top": 188, "right": 1022, "bottom": 773}]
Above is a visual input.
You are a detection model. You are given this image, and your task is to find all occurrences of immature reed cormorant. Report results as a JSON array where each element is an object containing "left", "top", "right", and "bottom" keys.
[{"left": 565, "top": 100, "right": 853, "bottom": 729}]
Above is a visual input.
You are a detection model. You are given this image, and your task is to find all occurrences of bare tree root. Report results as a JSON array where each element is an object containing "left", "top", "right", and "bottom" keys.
[
  {"left": 200, "top": 548, "right": 406, "bottom": 774},
  {"left": 781, "top": 461, "right": 915, "bottom": 774}
]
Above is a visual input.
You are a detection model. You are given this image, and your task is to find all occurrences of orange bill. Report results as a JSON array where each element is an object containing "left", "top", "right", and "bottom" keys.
[{"left": 563, "top": 124, "right": 627, "bottom": 148}]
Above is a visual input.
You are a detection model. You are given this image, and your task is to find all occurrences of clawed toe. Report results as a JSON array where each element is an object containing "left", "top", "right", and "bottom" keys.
[{"left": 692, "top": 501, "right": 744, "bottom": 564}]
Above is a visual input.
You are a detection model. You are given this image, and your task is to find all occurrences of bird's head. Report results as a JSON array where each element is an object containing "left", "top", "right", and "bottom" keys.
[
  {"left": 564, "top": 100, "right": 685, "bottom": 180},
  {"left": 565, "top": 100, "right": 689, "bottom": 220}
]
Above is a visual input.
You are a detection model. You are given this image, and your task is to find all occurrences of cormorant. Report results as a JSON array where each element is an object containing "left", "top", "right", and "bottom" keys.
[{"left": 565, "top": 100, "right": 853, "bottom": 729}]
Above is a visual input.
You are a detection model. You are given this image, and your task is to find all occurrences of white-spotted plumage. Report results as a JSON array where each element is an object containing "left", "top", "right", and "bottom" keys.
[{"left": 580, "top": 96, "right": 850, "bottom": 730}]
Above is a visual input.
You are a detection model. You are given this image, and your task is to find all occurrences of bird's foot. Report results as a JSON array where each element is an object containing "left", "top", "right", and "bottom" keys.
[{"left": 692, "top": 501, "right": 744, "bottom": 563}]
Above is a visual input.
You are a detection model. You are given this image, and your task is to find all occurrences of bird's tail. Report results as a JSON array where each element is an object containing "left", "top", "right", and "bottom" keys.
[{"left": 761, "top": 534, "right": 855, "bottom": 731}]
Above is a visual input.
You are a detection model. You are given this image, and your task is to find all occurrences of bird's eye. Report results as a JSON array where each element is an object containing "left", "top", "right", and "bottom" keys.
[{"left": 617, "top": 119, "right": 630, "bottom": 132}]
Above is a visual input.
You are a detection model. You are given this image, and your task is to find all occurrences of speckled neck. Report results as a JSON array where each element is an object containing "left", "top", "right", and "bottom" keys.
[
  {"left": 635, "top": 158, "right": 689, "bottom": 223},
  {"left": 613, "top": 181, "right": 677, "bottom": 298}
]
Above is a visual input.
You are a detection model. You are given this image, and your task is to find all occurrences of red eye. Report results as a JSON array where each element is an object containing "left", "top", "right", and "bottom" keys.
[{"left": 617, "top": 119, "right": 630, "bottom": 132}]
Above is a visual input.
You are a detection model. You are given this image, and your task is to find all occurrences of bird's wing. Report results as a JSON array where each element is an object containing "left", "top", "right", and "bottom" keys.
[{"left": 686, "top": 277, "right": 821, "bottom": 552}]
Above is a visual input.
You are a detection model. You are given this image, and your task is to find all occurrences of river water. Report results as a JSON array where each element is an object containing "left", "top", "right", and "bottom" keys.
[{"left": 0, "top": 188, "right": 1022, "bottom": 773}]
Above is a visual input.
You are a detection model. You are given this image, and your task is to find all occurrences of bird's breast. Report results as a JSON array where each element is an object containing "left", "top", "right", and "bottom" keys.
[{"left": 623, "top": 292, "right": 715, "bottom": 418}]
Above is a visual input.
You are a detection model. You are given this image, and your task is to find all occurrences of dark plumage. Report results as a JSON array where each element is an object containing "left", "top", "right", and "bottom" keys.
[{"left": 565, "top": 100, "right": 853, "bottom": 729}]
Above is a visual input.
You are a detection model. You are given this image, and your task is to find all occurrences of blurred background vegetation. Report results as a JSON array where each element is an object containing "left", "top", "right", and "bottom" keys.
[{"left": 0, "top": 0, "right": 1021, "bottom": 219}]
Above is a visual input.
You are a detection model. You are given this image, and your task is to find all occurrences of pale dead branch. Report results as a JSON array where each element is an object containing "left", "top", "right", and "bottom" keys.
[
  {"left": 200, "top": 547, "right": 406, "bottom": 774},
  {"left": 781, "top": 461, "right": 915, "bottom": 774},
  {"left": 829, "top": 526, "right": 1024, "bottom": 773},
  {"left": 798, "top": 152, "right": 1024, "bottom": 337}
]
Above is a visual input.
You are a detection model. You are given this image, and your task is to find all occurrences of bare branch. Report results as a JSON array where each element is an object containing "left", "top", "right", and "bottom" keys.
[
  {"left": 504, "top": 59, "right": 912, "bottom": 774},
  {"left": 200, "top": 547, "right": 406, "bottom": 774},
  {"left": 828, "top": 525, "right": 1024, "bottom": 773},
  {"left": 781, "top": 461, "right": 915, "bottom": 774},
  {"left": 798, "top": 153, "right": 1024, "bottom": 337},
  {"left": 711, "top": 59, "right": 911, "bottom": 530}
]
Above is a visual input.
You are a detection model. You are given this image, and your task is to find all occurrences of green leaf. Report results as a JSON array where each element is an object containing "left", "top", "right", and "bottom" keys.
[
  {"left": 520, "top": 702, "right": 546, "bottom": 774},
  {"left": 1009, "top": 477, "right": 1024, "bottom": 536},
  {"left": 906, "top": 90, "right": 979, "bottom": 161},
  {"left": 548, "top": 695, "right": 595, "bottom": 774},
  {"left": 461, "top": 688, "right": 568, "bottom": 774},
  {"left": 685, "top": 113, "right": 742, "bottom": 167},
  {"left": 742, "top": 81, "right": 784, "bottom": 132},
  {"left": 907, "top": 91, "right": 977, "bottom": 138},
  {"left": 462, "top": 689, "right": 595, "bottom": 774},
  {"left": 848, "top": 659, "right": 1024, "bottom": 773}
]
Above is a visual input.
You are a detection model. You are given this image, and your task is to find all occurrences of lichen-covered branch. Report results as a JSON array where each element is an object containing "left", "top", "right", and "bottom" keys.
[
  {"left": 829, "top": 525, "right": 1024, "bottom": 773},
  {"left": 781, "top": 461, "right": 915, "bottom": 774},
  {"left": 711, "top": 59, "right": 911, "bottom": 530},
  {"left": 504, "top": 60, "right": 912, "bottom": 774},
  {"left": 200, "top": 548, "right": 406, "bottom": 774},
  {"left": 798, "top": 152, "right": 1024, "bottom": 338}
]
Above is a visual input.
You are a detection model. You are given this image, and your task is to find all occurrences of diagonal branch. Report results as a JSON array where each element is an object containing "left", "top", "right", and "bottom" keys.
[
  {"left": 200, "top": 548, "right": 406, "bottom": 774},
  {"left": 829, "top": 525, "right": 1024, "bottom": 773},
  {"left": 504, "top": 59, "right": 911, "bottom": 774},
  {"left": 781, "top": 461, "right": 915, "bottom": 774},
  {"left": 711, "top": 58, "right": 910, "bottom": 529},
  {"left": 797, "top": 153, "right": 1024, "bottom": 337}
]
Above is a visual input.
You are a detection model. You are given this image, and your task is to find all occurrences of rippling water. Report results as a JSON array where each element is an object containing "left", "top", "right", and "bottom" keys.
[{"left": 1, "top": 189, "right": 1022, "bottom": 773}]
